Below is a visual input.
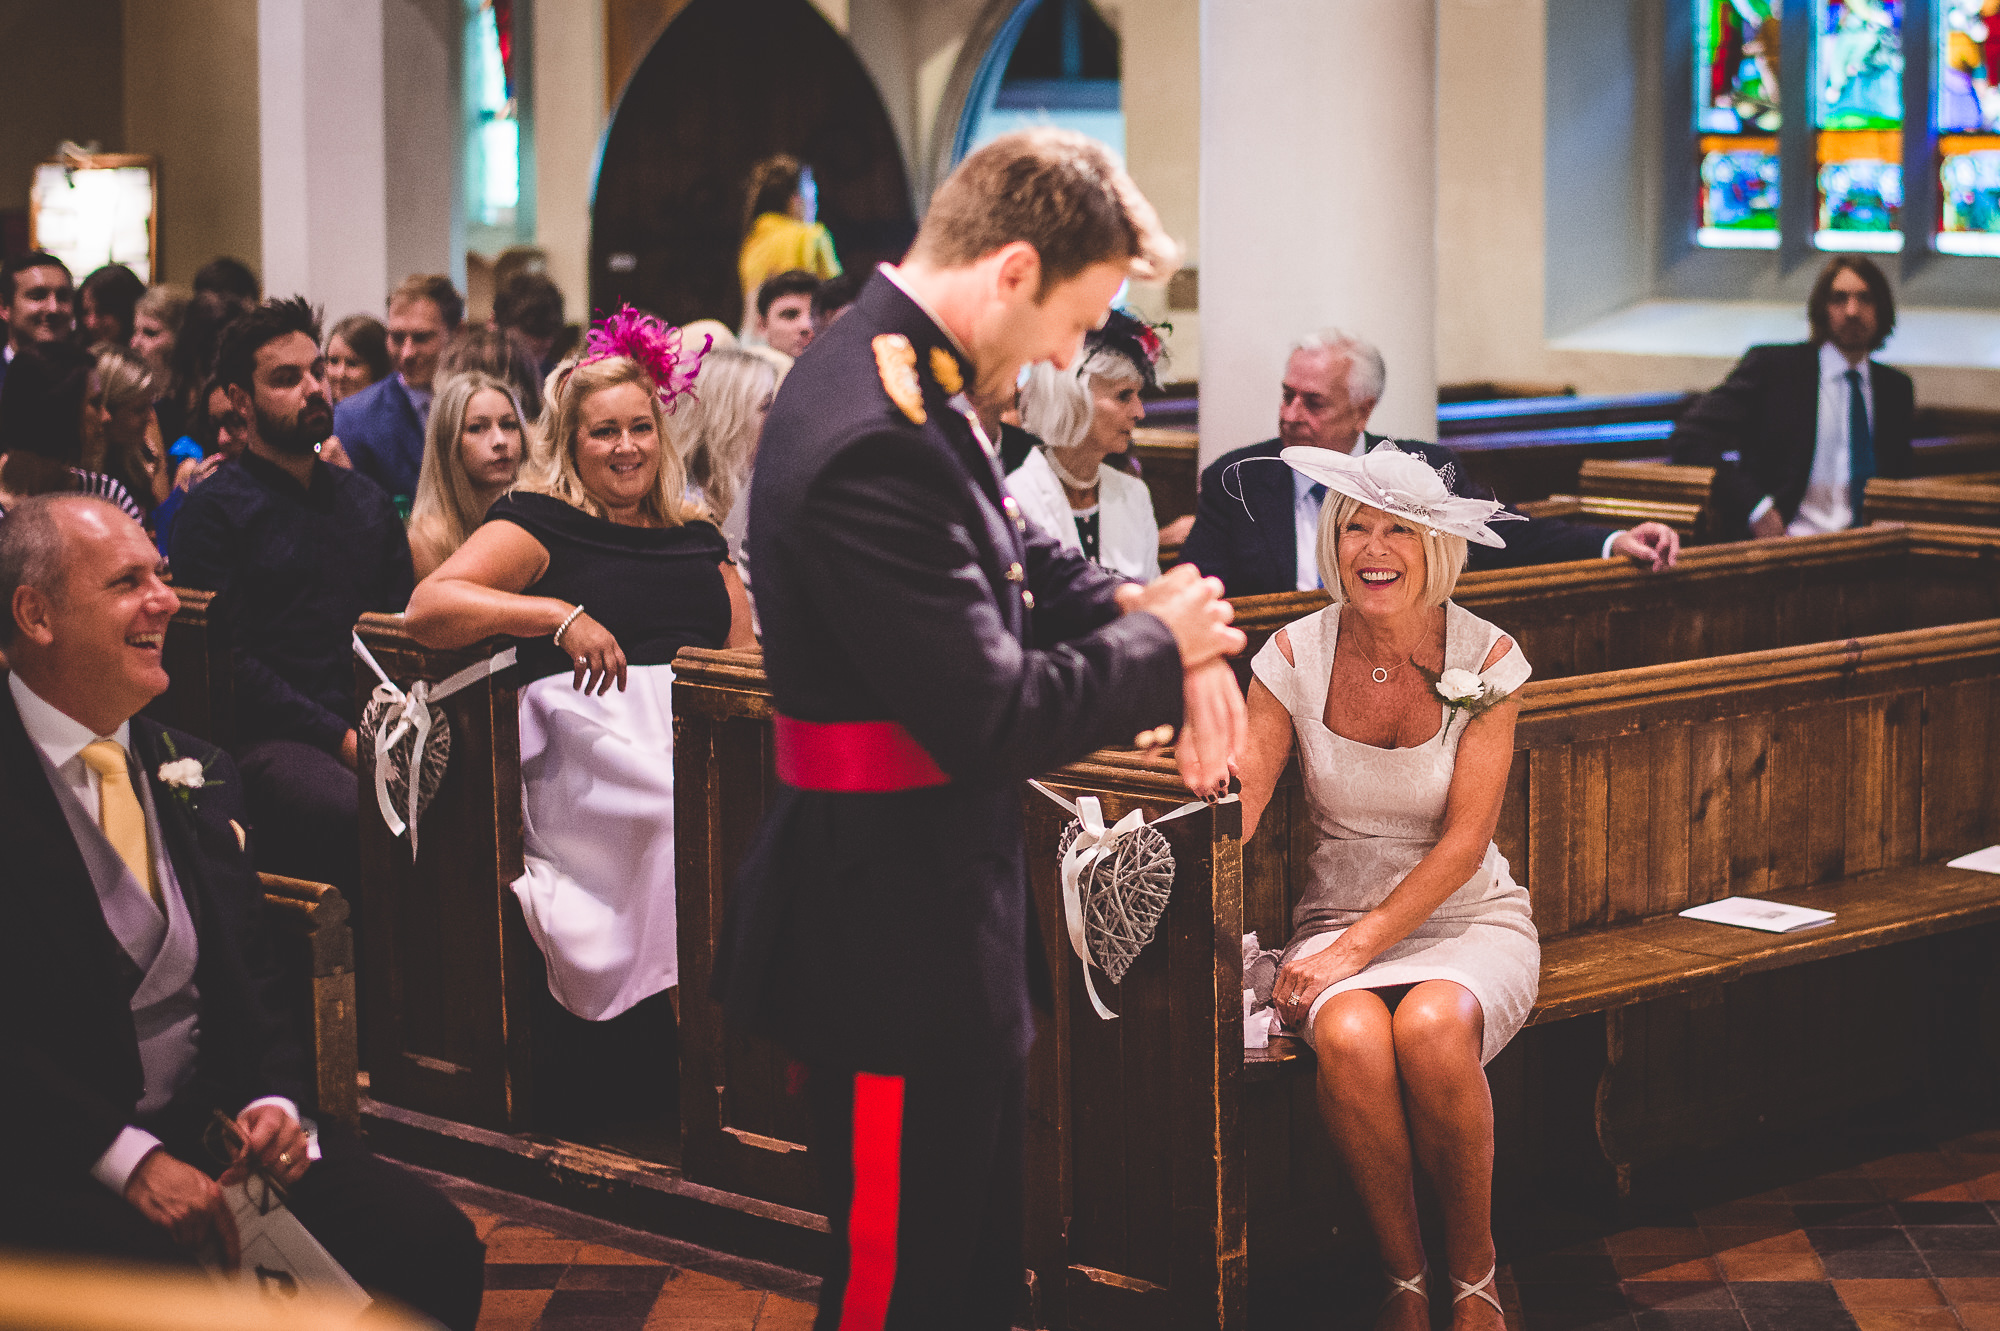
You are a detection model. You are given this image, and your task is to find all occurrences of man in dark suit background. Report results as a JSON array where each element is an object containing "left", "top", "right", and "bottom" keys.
[
  {"left": 1669, "top": 255, "right": 1914, "bottom": 539},
  {"left": 331, "top": 274, "right": 463, "bottom": 505},
  {"left": 0, "top": 495, "right": 482, "bottom": 1328},
  {"left": 1177, "top": 331, "right": 1682, "bottom": 596}
]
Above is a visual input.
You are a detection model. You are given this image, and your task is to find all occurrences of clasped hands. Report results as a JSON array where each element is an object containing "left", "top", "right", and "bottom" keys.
[
  {"left": 1115, "top": 565, "right": 1247, "bottom": 798},
  {"left": 122, "top": 1103, "right": 311, "bottom": 1270}
]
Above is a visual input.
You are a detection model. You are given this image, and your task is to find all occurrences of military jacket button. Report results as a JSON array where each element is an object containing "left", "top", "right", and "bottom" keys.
[{"left": 1021, "top": 589, "right": 1036, "bottom": 610}]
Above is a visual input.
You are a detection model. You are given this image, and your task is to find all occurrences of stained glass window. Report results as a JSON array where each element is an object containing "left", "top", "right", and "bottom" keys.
[
  {"left": 1696, "top": 1, "right": 1782, "bottom": 247},
  {"left": 1813, "top": 0, "right": 1904, "bottom": 252},
  {"left": 465, "top": 0, "right": 519, "bottom": 237},
  {"left": 1938, "top": 1, "right": 2000, "bottom": 254}
]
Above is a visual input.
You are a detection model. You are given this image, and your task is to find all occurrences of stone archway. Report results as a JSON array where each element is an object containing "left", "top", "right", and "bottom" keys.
[{"left": 590, "top": 0, "right": 914, "bottom": 325}]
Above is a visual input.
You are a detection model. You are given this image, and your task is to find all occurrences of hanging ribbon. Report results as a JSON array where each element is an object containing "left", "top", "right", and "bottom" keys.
[
  {"left": 1028, "top": 779, "right": 1235, "bottom": 1020},
  {"left": 352, "top": 634, "right": 515, "bottom": 859}
]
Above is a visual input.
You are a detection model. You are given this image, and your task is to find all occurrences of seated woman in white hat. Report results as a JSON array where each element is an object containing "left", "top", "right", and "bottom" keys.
[{"left": 1233, "top": 443, "right": 1533, "bottom": 1331}]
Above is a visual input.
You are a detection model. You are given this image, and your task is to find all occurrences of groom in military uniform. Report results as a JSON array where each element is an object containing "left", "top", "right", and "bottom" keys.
[{"left": 714, "top": 129, "right": 1246, "bottom": 1330}]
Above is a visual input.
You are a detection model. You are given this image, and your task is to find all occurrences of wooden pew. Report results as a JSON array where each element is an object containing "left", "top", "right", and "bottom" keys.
[
  {"left": 147, "top": 588, "right": 233, "bottom": 749},
  {"left": 349, "top": 614, "right": 538, "bottom": 1133},
  {"left": 673, "top": 649, "right": 1244, "bottom": 1330},
  {"left": 1128, "top": 426, "right": 1198, "bottom": 531},
  {"left": 1229, "top": 524, "right": 2000, "bottom": 674},
  {"left": 1436, "top": 390, "right": 1695, "bottom": 438},
  {"left": 1865, "top": 475, "right": 2000, "bottom": 528},
  {"left": 1516, "top": 460, "right": 1716, "bottom": 542},
  {"left": 671, "top": 548, "right": 2000, "bottom": 1325},
  {"left": 260, "top": 873, "right": 361, "bottom": 1128},
  {"left": 1438, "top": 380, "right": 1576, "bottom": 404}
]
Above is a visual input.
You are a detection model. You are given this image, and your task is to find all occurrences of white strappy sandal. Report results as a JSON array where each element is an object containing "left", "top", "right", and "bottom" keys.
[
  {"left": 1381, "top": 1264, "right": 1428, "bottom": 1315},
  {"left": 1452, "top": 1265, "right": 1504, "bottom": 1320}
]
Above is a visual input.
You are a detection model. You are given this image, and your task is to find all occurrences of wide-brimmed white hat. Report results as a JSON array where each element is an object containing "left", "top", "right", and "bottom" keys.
[{"left": 1281, "top": 442, "right": 1526, "bottom": 548}]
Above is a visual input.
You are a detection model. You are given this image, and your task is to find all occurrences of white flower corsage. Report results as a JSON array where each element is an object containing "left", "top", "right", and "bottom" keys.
[
  {"left": 157, "top": 735, "right": 223, "bottom": 809},
  {"left": 1411, "top": 660, "right": 1513, "bottom": 744}
]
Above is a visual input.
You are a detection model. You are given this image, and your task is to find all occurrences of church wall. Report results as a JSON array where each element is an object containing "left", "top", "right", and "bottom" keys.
[
  {"left": 382, "top": 0, "right": 465, "bottom": 293},
  {"left": 0, "top": 0, "right": 126, "bottom": 219},
  {"left": 123, "top": 0, "right": 263, "bottom": 288}
]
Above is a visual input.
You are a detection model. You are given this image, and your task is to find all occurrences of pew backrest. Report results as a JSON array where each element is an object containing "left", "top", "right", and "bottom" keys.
[
  {"left": 1865, "top": 475, "right": 2000, "bottom": 528},
  {"left": 1129, "top": 426, "right": 1199, "bottom": 528},
  {"left": 350, "top": 614, "right": 535, "bottom": 1132},
  {"left": 259, "top": 873, "right": 359, "bottom": 1128},
  {"left": 152, "top": 588, "right": 233, "bottom": 750}
]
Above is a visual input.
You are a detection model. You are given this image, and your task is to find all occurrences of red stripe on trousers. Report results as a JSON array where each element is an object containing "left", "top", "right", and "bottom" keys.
[{"left": 839, "top": 1072, "right": 905, "bottom": 1331}]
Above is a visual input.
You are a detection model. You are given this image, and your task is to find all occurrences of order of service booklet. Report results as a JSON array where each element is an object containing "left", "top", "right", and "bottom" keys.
[
  {"left": 1948, "top": 845, "right": 2000, "bottom": 875},
  {"left": 1678, "top": 896, "right": 1836, "bottom": 934}
]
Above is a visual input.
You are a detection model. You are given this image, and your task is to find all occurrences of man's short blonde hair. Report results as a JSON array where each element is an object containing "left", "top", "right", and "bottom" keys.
[
  {"left": 911, "top": 128, "right": 1179, "bottom": 293},
  {"left": 1316, "top": 492, "right": 1467, "bottom": 610}
]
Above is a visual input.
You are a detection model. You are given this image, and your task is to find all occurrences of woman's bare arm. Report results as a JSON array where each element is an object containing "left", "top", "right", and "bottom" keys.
[
  {"left": 721, "top": 563, "right": 757, "bottom": 649},
  {"left": 403, "top": 520, "right": 560, "bottom": 650}
]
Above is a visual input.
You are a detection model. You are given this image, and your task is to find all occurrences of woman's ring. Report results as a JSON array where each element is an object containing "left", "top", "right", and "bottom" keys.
[
  {"left": 577, "top": 656, "right": 589, "bottom": 667},
  {"left": 278, "top": 1151, "right": 292, "bottom": 1166}
]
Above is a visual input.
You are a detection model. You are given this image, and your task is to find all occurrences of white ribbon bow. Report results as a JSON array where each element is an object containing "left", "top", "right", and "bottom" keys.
[
  {"left": 1029, "top": 780, "right": 1234, "bottom": 1020},
  {"left": 352, "top": 633, "right": 516, "bottom": 859}
]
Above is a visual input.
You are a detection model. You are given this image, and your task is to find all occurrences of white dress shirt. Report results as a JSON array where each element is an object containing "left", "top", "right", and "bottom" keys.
[
  {"left": 9, "top": 674, "right": 299, "bottom": 1195},
  {"left": 1749, "top": 342, "right": 1874, "bottom": 536}
]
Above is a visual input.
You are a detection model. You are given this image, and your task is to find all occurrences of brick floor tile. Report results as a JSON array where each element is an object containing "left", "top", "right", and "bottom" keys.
[
  {"left": 1832, "top": 1279, "right": 1946, "bottom": 1308},
  {"left": 485, "top": 1263, "right": 569, "bottom": 1290},
  {"left": 1821, "top": 1253, "right": 1934, "bottom": 1279},
  {"left": 1706, "top": 1229, "right": 1816, "bottom": 1256},
  {"left": 558, "top": 1265, "right": 672, "bottom": 1293},
  {"left": 1619, "top": 1281, "right": 1735, "bottom": 1310},
  {"left": 645, "top": 1289, "right": 769, "bottom": 1318},
  {"left": 1696, "top": 1203, "right": 1798, "bottom": 1228},
  {"left": 1617, "top": 1256, "right": 1723, "bottom": 1282},
  {"left": 1716, "top": 1250, "right": 1828, "bottom": 1282},
  {"left": 574, "top": 1243, "right": 669, "bottom": 1265},
  {"left": 1632, "top": 1314, "right": 1748, "bottom": 1330},
  {"left": 1939, "top": 1277, "right": 2000, "bottom": 1302},
  {"left": 1608, "top": 1229, "right": 1714, "bottom": 1257},
  {"left": 475, "top": 1288, "right": 552, "bottom": 1330},
  {"left": 1881, "top": 1180, "right": 1977, "bottom": 1203},
  {"left": 659, "top": 1269, "right": 759, "bottom": 1294},
  {"left": 754, "top": 1295, "right": 818, "bottom": 1329},
  {"left": 1956, "top": 1305, "right": 2000, "bottom": 1331},
  {"left": 1844, "top": 1311, "right": 1963, "bottom": 1331},
  {"left": 1925, "top": 1251, "right": 2000, "bottom": 1277}
]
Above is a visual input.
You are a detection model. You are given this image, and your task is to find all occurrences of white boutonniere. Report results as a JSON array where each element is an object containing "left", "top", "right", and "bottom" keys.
[
  {"left": 157, "top": 735, "right": 224, "bottom": 810},
  {"left": 1411, "top": 661, "right": 1512, "bottom": 744}
]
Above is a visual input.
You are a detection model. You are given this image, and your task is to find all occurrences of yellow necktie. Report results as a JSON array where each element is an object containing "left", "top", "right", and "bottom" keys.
[{"left": 80, "top": 740, "right": 159, "bottom": 908}]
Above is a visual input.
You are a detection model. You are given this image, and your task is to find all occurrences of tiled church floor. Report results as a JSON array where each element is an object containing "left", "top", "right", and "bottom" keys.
[{"left": 424, "top": 1114, "right": 2000, "bottom": 1330}]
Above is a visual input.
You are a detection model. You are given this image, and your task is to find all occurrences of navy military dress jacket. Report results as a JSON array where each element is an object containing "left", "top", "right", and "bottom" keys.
[{"left": 711, "top": 272, "right": 1186, "bottom": 1073}]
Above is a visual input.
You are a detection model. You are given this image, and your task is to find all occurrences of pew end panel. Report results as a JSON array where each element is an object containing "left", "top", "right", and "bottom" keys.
[
  {"left": 259, "top": 873, "right": 360, "bottom": 1129},
  {"left": 671, "top": 649, "right": 1251, "bottom": 1330},
  {"left": 151, "top": 588, "right": 233, "bottom": 750},
  {"left": 669, "top": 648, "right": 822, "bottom": 1214},
  {"left": 1021, "top": 757, "right": 1246, "bottom": 1331},
  {"left": 1130, "top": 427, "right": 1199, "bottom": 530},
  {"left": 353, "top": 615, "right": 538, "bottom": 1133}
]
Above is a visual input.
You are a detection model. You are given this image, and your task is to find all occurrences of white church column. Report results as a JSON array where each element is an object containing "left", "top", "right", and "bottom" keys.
[
  {"left": 260, "top": 0, "right": 462, "bottom": 322},
  {"left": 1198, "top": 0, "right": 1437, "bottom": 463}
]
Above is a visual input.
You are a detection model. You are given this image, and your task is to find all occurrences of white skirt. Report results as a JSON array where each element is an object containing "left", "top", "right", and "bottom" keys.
[{"left": 511, "top": 664, "right": 678, "bottom": 1020}]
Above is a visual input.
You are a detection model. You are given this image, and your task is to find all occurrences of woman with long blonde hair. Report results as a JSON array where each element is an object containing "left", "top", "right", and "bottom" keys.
[
  {"left": 673, "top": 346, "right": 778, "bottom": 555},
  {"left": 407, "top": 310, "right": 753, "bottom": 1052},
  {"left": 407, "top": 371, "right": 526, "bottom": 579}
]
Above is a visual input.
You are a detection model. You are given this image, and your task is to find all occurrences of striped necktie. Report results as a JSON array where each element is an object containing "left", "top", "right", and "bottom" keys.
[
  {"left": 80, "top": 740, "right": 159, "bottom": 908},
  {"left": 1847, "top": 368, "right": 1875, "bottom": 526}
]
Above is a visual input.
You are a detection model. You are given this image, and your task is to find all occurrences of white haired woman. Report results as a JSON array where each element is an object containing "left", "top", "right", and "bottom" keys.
[
  {"left": 672, "top": 345, "right": 780, "bottom": 569},
  {"left": 1234, "top": 445, "right": 1535, "bottom": 1331},
  {"left": 407, "top": 371, "right": 527, "bottom": 579},
  {"left": 1005, "top": 310, "right": 1161, "bottom": 580},
  {"left": 406, "top": 311, "right": 754, "bottom": 1031}
]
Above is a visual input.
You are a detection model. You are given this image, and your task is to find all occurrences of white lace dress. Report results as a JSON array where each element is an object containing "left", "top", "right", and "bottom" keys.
[{"left": 1253, "top": 600, "right": 1539, "bottom": 1065}]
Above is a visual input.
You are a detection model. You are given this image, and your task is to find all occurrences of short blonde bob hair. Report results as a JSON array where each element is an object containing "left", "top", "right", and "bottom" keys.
[
  {"left": 1316, "top": 491, "right": 1468, "bottom": 610},
  {"left": 525, "top": 355, "right": 701, "bottom": 528}
]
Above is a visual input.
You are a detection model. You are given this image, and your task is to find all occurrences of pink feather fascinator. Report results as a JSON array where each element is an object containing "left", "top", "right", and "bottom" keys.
[{"left": 579, "top": 305, "right": 710, "bottom": 410}]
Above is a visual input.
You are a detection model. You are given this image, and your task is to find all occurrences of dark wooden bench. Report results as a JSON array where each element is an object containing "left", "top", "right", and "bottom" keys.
[
  {"left": 1516, "top": 459, "right": 1716, "bottom": 541},
  {"left": 146, "top": 588, "right": 233, "bottom": 750},
  {"left": 349, "top": 615, "right": 537, "bottom": 1133},
  {"left": 1436, "top": 390, "right": 1695, "bottom": 438},
  {"left": 1865, "top": 475, "right": 2000, "bottom": 528},
  {"left": 1128, "top": 426, "right": 1198, "bottom": 533},
  {"left": 261, "top": 873, "right": 361, "bottom": 1128}
]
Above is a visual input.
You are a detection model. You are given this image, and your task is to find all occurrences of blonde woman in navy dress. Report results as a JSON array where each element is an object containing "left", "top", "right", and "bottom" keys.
[{"left": 1234, "top": 444, "right": 1534, "bottom": 1331}]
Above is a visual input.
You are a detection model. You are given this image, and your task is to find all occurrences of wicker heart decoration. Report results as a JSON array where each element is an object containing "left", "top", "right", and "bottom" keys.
[
  {"left": 361, "top": 692, "right": 451, "bottom": 834},
  {"left": 1057, "top": 816, "right": 1175, "bottom": 984}
]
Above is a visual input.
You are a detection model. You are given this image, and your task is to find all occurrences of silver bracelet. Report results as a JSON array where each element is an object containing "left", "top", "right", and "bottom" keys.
[{"left": 552, "top": 604, "right": 586, "bottom": 649}]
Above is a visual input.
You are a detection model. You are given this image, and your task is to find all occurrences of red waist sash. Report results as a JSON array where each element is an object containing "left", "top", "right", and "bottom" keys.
[{"left": 774, "top": 715, "right": 950, "bottom": 792}]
